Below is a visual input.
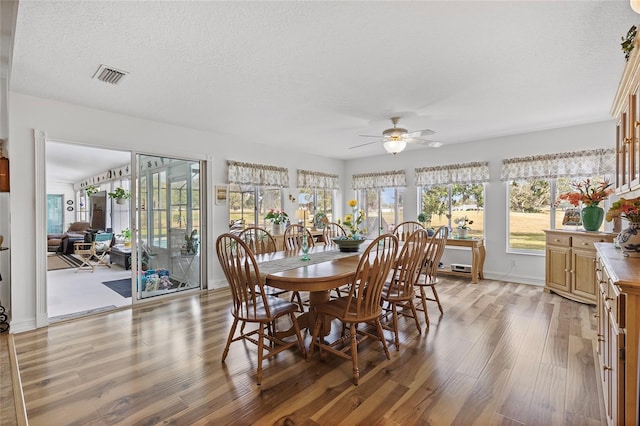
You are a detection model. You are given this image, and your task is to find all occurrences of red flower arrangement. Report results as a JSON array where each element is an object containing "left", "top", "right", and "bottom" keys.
[{"left": 556, "top": 179, "right": 614, "bottom": 207}]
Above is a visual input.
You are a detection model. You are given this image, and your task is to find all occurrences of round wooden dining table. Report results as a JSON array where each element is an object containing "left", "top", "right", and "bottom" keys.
[{"left": 255, "top": 246, "right": 363, "bottom": 336}]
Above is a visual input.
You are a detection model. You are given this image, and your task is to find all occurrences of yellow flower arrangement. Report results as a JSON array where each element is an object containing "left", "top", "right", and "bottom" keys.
[{"left": 339, "top": 199, "right": 367, "bottom": 239}]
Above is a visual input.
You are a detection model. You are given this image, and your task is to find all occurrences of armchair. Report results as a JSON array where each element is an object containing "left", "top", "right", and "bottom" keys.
[{"left": 47, "top": 221, "right": 91, "bottom": 253}]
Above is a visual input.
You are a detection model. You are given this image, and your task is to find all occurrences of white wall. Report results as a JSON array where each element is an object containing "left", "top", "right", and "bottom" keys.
[
  {"left": 344, "top": 120, "right": 616, "bottom": 285},
  {"left": 8, "top": 92, "right": 343, "bottom": 332}
]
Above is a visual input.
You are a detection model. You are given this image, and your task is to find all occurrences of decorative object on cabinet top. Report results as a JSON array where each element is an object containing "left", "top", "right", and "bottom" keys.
[{"left": 621, "top": 24, "right": 637, "bottom": 61}]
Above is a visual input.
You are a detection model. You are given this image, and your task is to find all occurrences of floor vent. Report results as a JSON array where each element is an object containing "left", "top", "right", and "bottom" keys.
[{"left": 92, "top": 64, "right": 129, "bottom": 85}]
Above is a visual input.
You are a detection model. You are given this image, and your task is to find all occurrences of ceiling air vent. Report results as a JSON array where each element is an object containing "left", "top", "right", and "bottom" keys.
[{"left": 92, "top": 64, "right": 129, "bottom": 85}]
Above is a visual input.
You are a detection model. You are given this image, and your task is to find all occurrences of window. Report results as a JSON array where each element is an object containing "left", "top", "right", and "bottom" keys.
[
  {"left": 229, "top": 185, "right": 283, "bottom": 228},
  {"left": 419, "top": 183, "right": 485, "bottom": 238},
  {"left": 227, "top": 161, "right": 289, "bottom": 231},
  {"left": 296, "top": 188, "right": 335, "bottom": 227},
  {"left": 358, "top": 187, "right": 404, "bottom": 236},
  {"left": 296, "top": 169, "right": 339, "bottom": 228},
  {"left": 352, "top": 170, "right": 406, "bottom": 238},
  {"left": 416, "top": 162, "right": 489, "bottom": 238},
  {"left": 502, "top": 149, "right": 615, "bottom": 252}
]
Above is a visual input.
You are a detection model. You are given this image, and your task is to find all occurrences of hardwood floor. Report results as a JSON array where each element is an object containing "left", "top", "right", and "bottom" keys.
[{"left": 3, "top": 278, "right": 605, "bottom": 425}]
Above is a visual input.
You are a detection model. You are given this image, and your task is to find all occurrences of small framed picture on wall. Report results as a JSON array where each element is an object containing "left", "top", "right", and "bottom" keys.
[{"left": 215, "top": 185, "right": 228, "bottom": 206}]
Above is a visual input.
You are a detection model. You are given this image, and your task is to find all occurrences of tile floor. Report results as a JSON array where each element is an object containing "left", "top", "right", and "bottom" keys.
[{"left": 47, "top": 254, "right": 132, "bottom": 320}]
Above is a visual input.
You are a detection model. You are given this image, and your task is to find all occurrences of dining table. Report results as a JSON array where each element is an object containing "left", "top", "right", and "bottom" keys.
[{"left": 254, "top": 243, "right": 370, "bottom": 337}]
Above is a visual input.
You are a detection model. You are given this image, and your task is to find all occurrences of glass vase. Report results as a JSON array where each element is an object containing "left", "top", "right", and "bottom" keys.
[{"left": 581, "top": 204, "right": 604, "bottom": 232}]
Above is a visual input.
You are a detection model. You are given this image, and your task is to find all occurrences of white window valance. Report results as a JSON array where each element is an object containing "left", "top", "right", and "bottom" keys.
[
  {"left": 500, "top": 148, "right": 615, "bottom": 181},
  {"left": 297, "top": 169, "right": 339, "bottom": 190},
  {"left": 415, "top": 161, "right": 490, "bottom": 187},
  {"left": 227, "top": 160, "right": 289, "bottom": 187},
  {"left": 352, "top": 170, "right": 406, "bottom": 190}
]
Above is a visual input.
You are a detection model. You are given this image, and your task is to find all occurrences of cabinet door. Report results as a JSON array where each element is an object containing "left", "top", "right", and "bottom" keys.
[
  {"left": 571, "top": 248, "right": 597, "bottom": 302},
  {"left": 546, "top": 245, "right": 571, "bottom": 292}
]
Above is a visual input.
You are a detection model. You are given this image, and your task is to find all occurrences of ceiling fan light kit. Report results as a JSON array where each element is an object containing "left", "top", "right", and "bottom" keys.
[
  {"left": 384, "top": 139, "right": 407, "bottom": 155},
  {"left": 351, "top": 116, "right": 437, "bottom": 155}
]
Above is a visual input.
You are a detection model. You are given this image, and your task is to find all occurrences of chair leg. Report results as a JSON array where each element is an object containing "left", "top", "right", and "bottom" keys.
[
  {"left": 289, "top": 312, "right": 307, "bottom": 358},
  {"left": 431, "top": 286, "right": 443, "bottom": 314},
  {"left": 350, "top": 323, "right": 359, "bottom": 385},
  {"left": 374, "top": 318, "right": 391, "bottom": 361},
  {"left": 391, "top": 303, "right": 400, "bottom": 350},
  {"left": 308, "top": 314, "right": 323, "bottom": 360},
  {"left": 408, "top": 300, "right": 422, "bottom": 334},
  {"left": 256, "top": 322, "right": 266, "bottom": 385},
  {"left": 222, "top": 318, "right": 239, "bottom": 362},
  {"left": 419, "top": 286, "right": 430, "bottom": 328}
]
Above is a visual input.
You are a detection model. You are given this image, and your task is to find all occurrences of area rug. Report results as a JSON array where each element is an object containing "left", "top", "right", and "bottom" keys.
[
  {"left": 47, "top": 254, "right": 84, "bottom": 271},
  {"left": 101, "top": 278, "right": 132, "bottom": 298}
]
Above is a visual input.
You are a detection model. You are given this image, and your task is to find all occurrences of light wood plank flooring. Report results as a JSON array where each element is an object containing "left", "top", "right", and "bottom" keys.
[{"left": 3, "top": 278, "right": 605, "bottom": 425}]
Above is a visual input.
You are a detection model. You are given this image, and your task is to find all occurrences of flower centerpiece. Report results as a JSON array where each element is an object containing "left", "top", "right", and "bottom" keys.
[
  {"left": 334, "top": 199, "right": 367, "bottom": 252},
  {"left": 606, "top": 196, "right": 640, "bottom": 257},
  {"left": 265, "top": 209, "right": 288, "bottom": 234},
  {"left": 556, "top": 178, "right": 614, "bottom": 231},
  {"left": 454, "top": 216, "right": 473, "bottom": 238}
]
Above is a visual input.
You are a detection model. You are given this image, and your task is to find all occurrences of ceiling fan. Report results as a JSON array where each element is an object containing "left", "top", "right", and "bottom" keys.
[{"left": 350, "top": 116, "right": 440, "bottom": 155}]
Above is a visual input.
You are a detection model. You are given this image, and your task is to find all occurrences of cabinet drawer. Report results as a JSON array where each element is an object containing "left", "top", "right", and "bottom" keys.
[
  {"left": 573, "top": 235, "right": 610, "bottom": 250},
  {"left": 547, "top": 234, "right": 571, "bottom": 247}
]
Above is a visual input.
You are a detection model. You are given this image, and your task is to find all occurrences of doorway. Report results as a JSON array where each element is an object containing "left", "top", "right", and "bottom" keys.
[{"left": 45, "top": 141, "right": 133, "bottom": 321}]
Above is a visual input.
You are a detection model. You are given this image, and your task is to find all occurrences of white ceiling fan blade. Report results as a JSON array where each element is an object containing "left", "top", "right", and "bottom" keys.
[
  {"left": 406, "top": 128, "right": 436, "bottom": 138},
  {"left": 349, "top": 140, "right": 382, "bottom": 149},
  {"left": 359, "top": 134, "right": 384, "bottom": 138}
]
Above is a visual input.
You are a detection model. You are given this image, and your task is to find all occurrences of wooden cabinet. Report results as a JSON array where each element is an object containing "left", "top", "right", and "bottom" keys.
[
  {"left": 544, "top": 230, "right": 615, "bottom": 305},
  {"left": 612, "top": 35, "right": 640, "bottom": 193},
  {"left": 595, "top": 243, "right": 639, "bottom": 426}
]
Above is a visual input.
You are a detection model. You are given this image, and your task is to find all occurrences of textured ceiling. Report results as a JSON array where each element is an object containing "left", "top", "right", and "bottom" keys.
[{"left": 10, "top": 1, "right": 640, "bottom": 161}]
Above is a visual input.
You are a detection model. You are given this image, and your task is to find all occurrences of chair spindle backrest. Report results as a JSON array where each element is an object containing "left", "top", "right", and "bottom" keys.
[
  {"left": 322, "top": 222, "right": 347, "bottom": 246},
  {"left": 385, "top": 228, "right": 430, "bottom": 299},
  {"left": 392, "top": 221, "right": 425, "bottom": 242},
  {"left": 341, "top": 233, "right": 398, "bottom": 319},
  {"left": 239, "top": 226, "right": 277, "bottom": 255},
  {"left": 283, "top": 224, "right": 315, "bottom": 250},
  {"left": 423, "top": 225, "right": 449, "bottom": 284},
  {"left": 216, "top": 233, "right": 271, "bottom": 319}
]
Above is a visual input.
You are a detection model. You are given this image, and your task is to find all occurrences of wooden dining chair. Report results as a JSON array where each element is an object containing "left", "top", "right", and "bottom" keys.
[
  {"left": 322, "top": 222, "right": 347, "bottom": 244},
  {"left": 392, "top": 221, "right": 425, "bottom": 242},
  {"left": 322, "top": 222, "right": 349, "bottom": 298},
  {"left": 308, "top": 233, "right": 399, "bottom": 385},
  {"left": 238, "top": 226, "right": 277, "bottom": 254},
  {"left": 381, "top": 228, "right": 430, "bottom": 348},
  {"left": 216, "top": 233, "right": 306, "bottom": 385},
  {"left": 238, "top": 226, "right": 304, "bottom": 311},
  {"left": 283, "top": 224, "right": 315, "bottom": 250},
  {"left": 415, "top": 225, "right": 449, "bottom": 328}
]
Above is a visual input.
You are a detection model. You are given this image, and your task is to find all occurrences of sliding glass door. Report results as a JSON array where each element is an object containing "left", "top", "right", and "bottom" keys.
[{"left": 136, "top": 154, "right": 203, "bottom": 300}]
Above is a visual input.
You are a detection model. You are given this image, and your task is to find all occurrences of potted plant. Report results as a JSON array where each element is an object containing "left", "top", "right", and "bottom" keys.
[
  {"left": 108, "top": 187, "right": 131, "bottom": 205},
  {"left": 117, "top": 228, "right": 132, "bottom": 247},
  {"left": 265, "top": 209, "right": 288, "bottom": 235},
  {"left": 85, "top": 185, "right": 99, "bottom": 196},
  {"left": 183, "top": 229, "right": 199, "bottom": 255},
  {"left": 454, "top": 216, "right": 473, "bottom": 239}
]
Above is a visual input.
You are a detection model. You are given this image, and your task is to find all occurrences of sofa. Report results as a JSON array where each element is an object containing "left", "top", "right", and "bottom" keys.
[{"left": 47, "top": 221, "right": 91, "bottom": 254}]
